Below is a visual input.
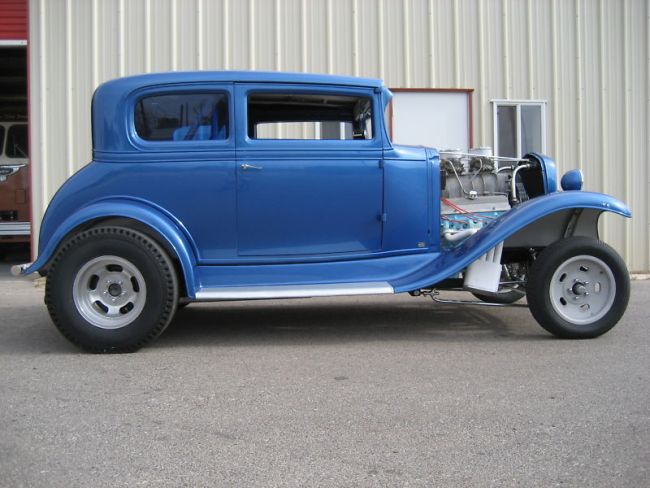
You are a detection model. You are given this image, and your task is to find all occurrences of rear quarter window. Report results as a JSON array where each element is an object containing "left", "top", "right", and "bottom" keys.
[{"left": 134, "top": 93, "right": 229, "bottom": 142}]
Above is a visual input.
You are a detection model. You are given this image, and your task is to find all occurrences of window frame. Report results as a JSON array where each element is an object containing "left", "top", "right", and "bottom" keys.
[
  {"left": 491, "top": 99, "right": 547, "bottom": 158},
  {"left": 126, "top": 84, "right": 234, "bottom": 152},
  {"left": 236, "top": 83, "right": 382, "bottom": 149}
]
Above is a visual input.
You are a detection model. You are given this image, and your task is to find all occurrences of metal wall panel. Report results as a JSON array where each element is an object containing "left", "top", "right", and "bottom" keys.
[{"left": 29, "top": 0, "right": 650, "bottom": 271}]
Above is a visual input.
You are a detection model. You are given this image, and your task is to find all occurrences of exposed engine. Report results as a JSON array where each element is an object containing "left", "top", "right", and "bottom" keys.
[{"left": 439, "top": 148, "right": 546, "bottom": 247}]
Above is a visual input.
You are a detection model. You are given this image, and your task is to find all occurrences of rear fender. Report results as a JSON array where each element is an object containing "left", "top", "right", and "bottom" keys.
[
  {"left": 391, "top": 191, "right": 631, "bottom": 292},
  {"left": 23, "top": 198, "right": 198, "bottom": 296}
]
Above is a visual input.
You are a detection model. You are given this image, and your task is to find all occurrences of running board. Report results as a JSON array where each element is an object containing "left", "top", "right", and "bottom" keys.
[{"left": 194, "top": 282, "right": 395, "bottom": 301}]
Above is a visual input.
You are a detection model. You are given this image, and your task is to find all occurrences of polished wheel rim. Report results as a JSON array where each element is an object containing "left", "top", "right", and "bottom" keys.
[
  {"left": 72, "top": 255, "right": 147, "bottom": 329},
  {"left": 549, "top": 255, "right": 616, "bottom": 325}
]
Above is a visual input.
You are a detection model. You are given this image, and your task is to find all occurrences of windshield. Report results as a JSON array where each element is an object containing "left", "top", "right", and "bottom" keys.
[{"left": 6, "top": 124, "right": 28, "bottom": 159}]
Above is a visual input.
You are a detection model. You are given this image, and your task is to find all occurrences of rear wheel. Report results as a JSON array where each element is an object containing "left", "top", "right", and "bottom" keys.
[
  {"left": 45, "top": 226, "right": 178, "bottom": 352},
  {"left": 527, "top": 237, "right": 629, "bottom": 338}
]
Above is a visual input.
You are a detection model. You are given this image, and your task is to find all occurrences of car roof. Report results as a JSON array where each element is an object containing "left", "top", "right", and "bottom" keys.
[
  {"left": 97, "top": 70, "right": 385, "bottom": 90},
  {"left": 91, "top": 71, "right": 392, "bottom": 156},
  {"left": 92, "top": 71, "right": 390, "bottom": 155}
]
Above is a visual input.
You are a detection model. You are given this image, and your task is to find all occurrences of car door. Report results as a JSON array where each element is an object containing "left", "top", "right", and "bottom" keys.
[{"left": 234, "top": 83, "right": 384, "bottom": 257}]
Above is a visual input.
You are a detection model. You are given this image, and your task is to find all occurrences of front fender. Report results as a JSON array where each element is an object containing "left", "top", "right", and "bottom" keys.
[
  {"left": 23, "top": 198, "right": 198, "bottom": 296},
  {"left": 391, "top": 191, "right": 631, "bottom": 292}
]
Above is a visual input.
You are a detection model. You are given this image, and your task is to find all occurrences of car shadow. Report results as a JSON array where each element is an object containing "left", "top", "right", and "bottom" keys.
[
  {"left": 0, "top": 295, "right": 551, "bottom": 356},
  {"left": 154, "top": 296, "right": 550, "bottom": 350}
]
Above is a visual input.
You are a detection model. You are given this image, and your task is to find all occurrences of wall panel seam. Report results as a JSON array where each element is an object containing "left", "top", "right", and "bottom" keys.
[
  {"left": 65, "top": 0, "right": 73, "bottom": 176},
  {"left": 598, "top": 0, "right": 609, "bottom": 243},
  {"left": 37, "top": 0, "right": 47, "bottom": 207},
  {"left": 623, "top": 0, "right": 632, "bottom": 263},
  {"left": 197, "top": 0, "right": 203, "bottom": 69},
  {"left": 575, "top": 0, "right": 583, "bottom": 172}
]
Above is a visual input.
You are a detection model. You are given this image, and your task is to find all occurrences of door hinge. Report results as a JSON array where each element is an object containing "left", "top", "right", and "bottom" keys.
[
  {"left": 378, "top": 160, "right": 384, "bottom": 169},
  {"left": 378, "top": 212, "right": 388, "bottom": 223}
]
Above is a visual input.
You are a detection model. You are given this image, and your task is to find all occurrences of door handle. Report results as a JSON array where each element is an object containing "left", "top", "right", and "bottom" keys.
[{"left": 241, "top": 163, "right": 263, "bottom": 171}]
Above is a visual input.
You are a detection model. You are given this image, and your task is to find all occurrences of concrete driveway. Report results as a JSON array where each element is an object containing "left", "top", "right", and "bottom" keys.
[{"left": 0, "top": 254, "right": 648, "bottom": 487}]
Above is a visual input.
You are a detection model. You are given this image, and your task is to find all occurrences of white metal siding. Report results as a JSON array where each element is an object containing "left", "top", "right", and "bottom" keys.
[{"left": 29, "top": 0, "right": 650, "bottom": 271}]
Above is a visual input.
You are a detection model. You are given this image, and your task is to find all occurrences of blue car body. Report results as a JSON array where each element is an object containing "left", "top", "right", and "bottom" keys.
[{"left": 24, "top": 71, "right": 630, "bottom": 301}]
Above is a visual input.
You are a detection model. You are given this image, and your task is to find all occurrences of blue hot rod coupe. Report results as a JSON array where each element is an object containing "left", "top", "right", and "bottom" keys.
[{"left": 14, "top": 71, "right": 631, "bottom": 352}]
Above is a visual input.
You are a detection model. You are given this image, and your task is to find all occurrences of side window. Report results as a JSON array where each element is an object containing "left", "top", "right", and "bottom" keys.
[
  {"left": 0, "top": 126, "right": 5, "bottom": 156},
  {"left": 6, "top": 124, "right": 28, "bottom": 158},
  {"left": 134, "top": 93, "right": 229, "bottom": 142},
  {"left": 492, "top": 100, "right": 546, "bottom": 157},
  {"left": 247, "top": 93, "right": 373, "bottom": 140}
]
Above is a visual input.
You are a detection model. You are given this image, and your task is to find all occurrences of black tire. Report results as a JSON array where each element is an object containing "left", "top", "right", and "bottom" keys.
[
  {"left": 472, "top": 288, "right": 525, "bottom": 304},
  {"left": 45, "top": 226, "right": 179, "bottom": 352},
  {"left": 527, "top": 237, "right": 629, "bottom": 339}
]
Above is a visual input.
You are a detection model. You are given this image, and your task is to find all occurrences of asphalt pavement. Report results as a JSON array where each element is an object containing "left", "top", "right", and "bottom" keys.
[{"left": 0, "top": 251, "right": 648, "bottom": 487}]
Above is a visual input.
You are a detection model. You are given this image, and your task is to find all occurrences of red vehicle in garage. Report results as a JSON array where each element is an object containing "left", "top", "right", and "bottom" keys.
[{"left": 0, "top": 121, "right": 29, "bottom": 243}]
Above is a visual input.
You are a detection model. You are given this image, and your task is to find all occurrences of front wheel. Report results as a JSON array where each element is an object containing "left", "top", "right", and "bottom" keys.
[
  {"left": 45, "top": 226, "right": 179, "bottom": 352},
  {"left": 526, "top": 237, "right": 629, "bottom": 338}
]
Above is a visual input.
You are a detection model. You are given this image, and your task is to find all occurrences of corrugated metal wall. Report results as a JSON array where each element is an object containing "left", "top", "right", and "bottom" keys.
[{"left": 29, "top": 0, "right": 650, "bottom": 271}]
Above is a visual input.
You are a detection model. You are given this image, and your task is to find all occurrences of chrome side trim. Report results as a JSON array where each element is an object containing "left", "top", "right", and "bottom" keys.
[
  {"left": 0, "top": 222, "right": 31, "bottom": 236},
  {"left": 195, "top": 282, "right": 395, "bottom": 301}
]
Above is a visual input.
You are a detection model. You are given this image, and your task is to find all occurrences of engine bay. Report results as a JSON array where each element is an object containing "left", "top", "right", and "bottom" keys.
[{"left": 439, "top": 148, "right": 547, "bottom": 248}]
